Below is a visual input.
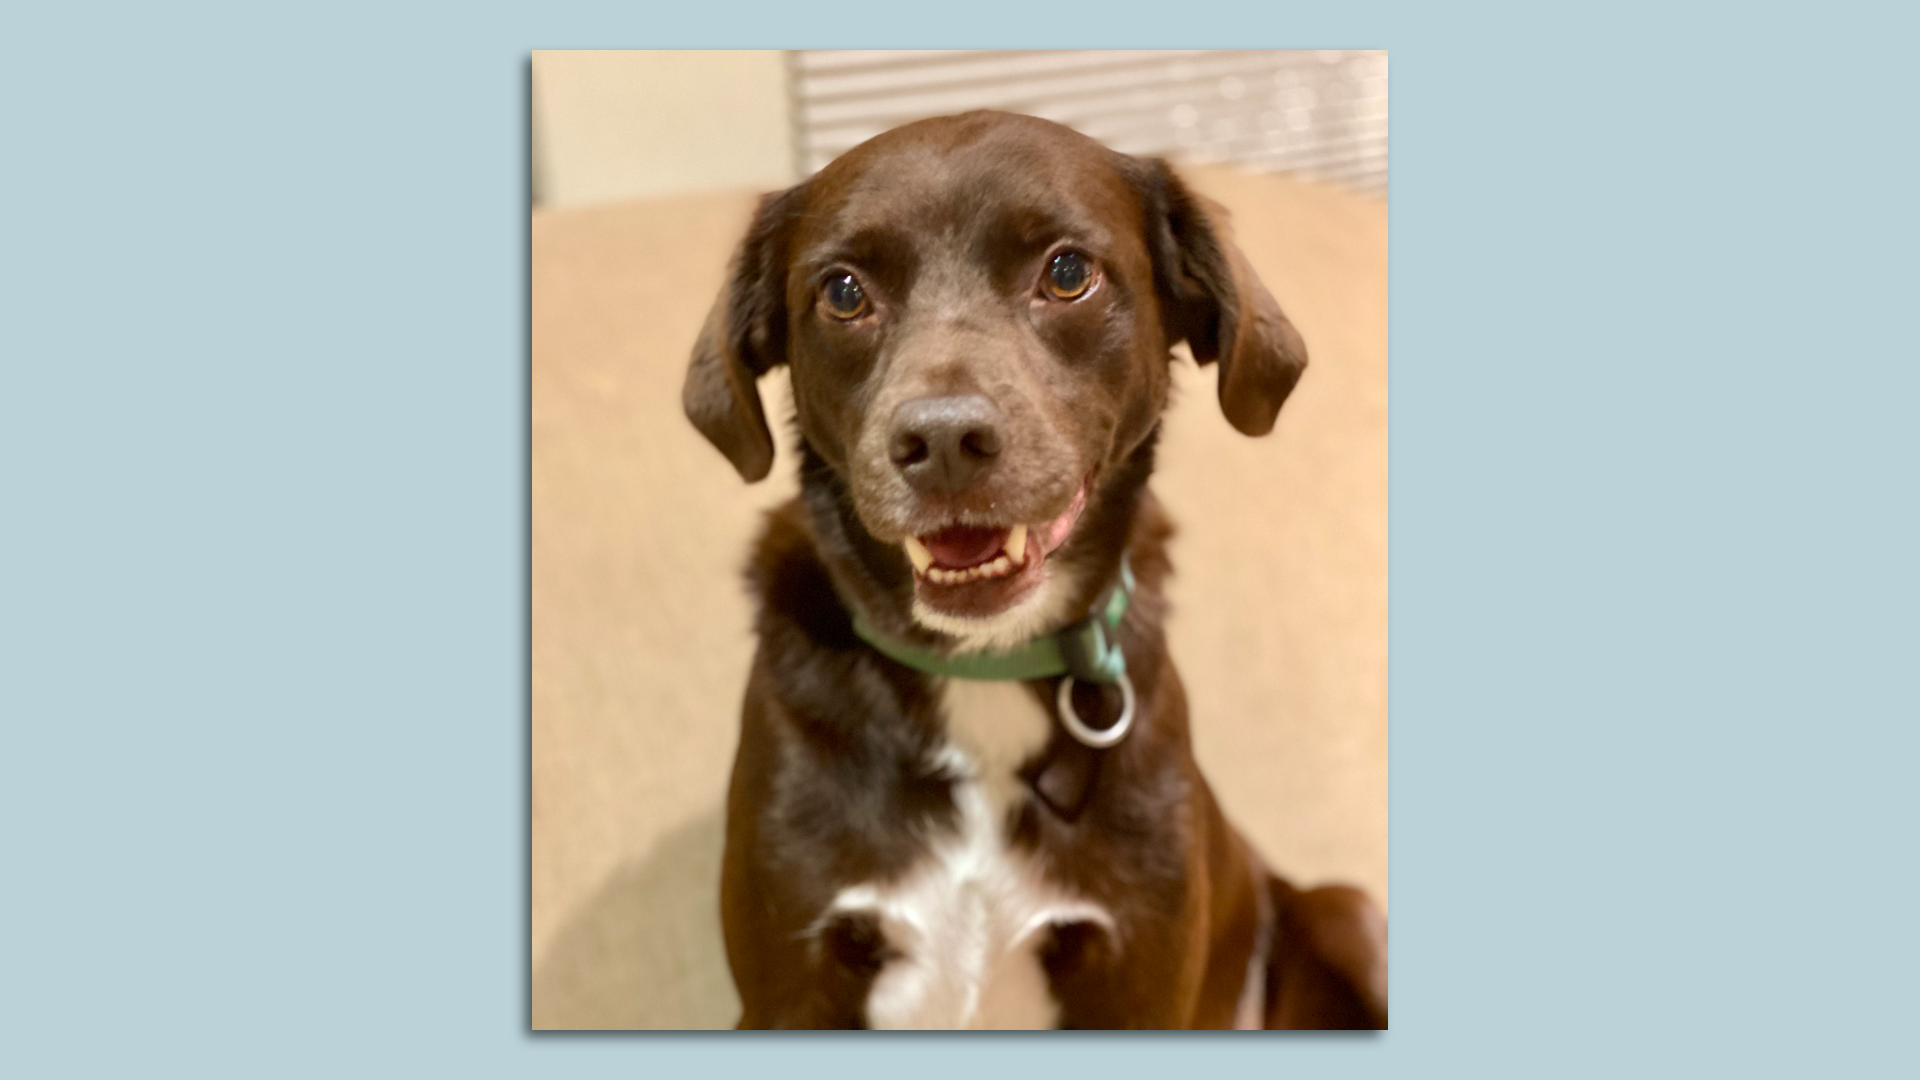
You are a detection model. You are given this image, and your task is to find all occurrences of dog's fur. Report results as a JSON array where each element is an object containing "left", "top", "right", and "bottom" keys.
[{"left": 683, "top": 111, "right": 1386, "bottom": 1029}]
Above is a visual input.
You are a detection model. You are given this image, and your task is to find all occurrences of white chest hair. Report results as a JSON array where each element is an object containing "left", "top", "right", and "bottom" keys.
[{"left": 828, "top": 679, "right": 1114, "bottom": 1030}]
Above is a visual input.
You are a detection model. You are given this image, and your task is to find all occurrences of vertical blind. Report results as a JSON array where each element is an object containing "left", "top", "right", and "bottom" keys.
[{"left": 789, "top": 50, "right": 1388, "bottom": 196}]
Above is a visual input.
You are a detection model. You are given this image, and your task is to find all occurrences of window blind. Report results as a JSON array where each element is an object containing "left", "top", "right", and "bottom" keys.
[{"left": 789, "top": 50, "right": 1388, "bottom": 196}]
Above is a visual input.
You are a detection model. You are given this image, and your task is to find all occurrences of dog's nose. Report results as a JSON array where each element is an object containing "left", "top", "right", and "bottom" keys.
[{"left": 888, "top": 395, "right": 1004, "bottom": 494}]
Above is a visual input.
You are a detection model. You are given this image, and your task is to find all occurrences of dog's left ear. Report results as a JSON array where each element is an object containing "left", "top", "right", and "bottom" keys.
[
  {"left": 682, "top": 183, "right": 808, "bottom": 482},
  {"left": 1135, "top": 159, "right": 1308, "bottom": 436}
]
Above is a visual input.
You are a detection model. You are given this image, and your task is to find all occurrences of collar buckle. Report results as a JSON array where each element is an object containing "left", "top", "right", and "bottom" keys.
[
  {"left": 1059, "top": 613, "right": 1124, "bottom": 684},
  {"left": 1058, "top": 555, "right": 1134, "bottom": 685}
]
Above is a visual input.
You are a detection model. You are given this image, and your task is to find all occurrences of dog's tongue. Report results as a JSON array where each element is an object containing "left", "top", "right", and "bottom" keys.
[{"left": 919, "top": 525, "right": 1009, "bottom": 569}]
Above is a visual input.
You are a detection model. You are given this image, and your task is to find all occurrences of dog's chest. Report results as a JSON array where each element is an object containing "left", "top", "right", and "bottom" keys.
[{"left": 830, "top": 679, "right": 1111, "bottom": 1030}]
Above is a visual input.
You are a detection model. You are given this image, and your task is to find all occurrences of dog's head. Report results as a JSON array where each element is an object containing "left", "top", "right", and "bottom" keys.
[{"left": 685, "top": 111, "right": 1306, "bottom": 644}]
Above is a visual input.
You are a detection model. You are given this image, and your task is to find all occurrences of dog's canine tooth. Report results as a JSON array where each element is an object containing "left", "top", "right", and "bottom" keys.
[
  {"left": 904, "top": 536, "right": 934, "bottom": 574},
  {"left": 1006, "top": 524, "right": 1028, "bottom": 564}
]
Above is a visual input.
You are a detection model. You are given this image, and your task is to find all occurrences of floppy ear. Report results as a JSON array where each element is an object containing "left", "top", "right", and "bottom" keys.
[
  {"left": 1137, "top": 159, "right": 1308, "bottom": 436},
  {"left": 682, "top": 184, "right": 807, "bottom": 482}
]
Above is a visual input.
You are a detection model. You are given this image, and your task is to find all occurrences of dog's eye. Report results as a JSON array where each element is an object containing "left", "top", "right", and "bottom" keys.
[
  {"left": 822, "top": 273, "right": 868, "bottom": 319},
  {"left": 1043, "top": 251, "right": 1094, "bottom": 300}
]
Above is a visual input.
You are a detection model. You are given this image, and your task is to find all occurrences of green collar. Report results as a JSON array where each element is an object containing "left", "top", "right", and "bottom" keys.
[{"left": 850, "top": 556, "right": 1136, "bottom": 685}]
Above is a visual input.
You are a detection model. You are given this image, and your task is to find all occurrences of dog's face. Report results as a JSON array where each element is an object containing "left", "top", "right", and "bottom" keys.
[{"left": 686, "top": 111, "right": 1307, "bottom": 641}]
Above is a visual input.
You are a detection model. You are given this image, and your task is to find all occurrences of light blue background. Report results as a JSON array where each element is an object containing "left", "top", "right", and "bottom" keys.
[{"left": 3, "top": 3, "right": 1914, "bottom": 1076}]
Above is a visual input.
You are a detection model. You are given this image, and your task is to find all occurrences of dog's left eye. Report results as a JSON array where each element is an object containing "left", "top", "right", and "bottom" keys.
[{"left": 1043, "top": 251, "right": 1094, "bottom": 300}]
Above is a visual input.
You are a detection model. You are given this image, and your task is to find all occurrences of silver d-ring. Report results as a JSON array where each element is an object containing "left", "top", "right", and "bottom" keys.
[{"left": 1056, "top": 672, "right": 1135, "bottom": 749}]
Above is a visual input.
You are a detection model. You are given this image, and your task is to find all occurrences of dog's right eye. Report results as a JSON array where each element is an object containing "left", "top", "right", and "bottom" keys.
[{"left": 821, "top": 273, "right": 869, "bottom": 320}]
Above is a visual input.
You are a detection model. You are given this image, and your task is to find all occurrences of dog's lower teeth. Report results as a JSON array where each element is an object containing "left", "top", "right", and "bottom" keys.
[{"left": 916, "top": 545, "right": 1026, "bottom": 585}]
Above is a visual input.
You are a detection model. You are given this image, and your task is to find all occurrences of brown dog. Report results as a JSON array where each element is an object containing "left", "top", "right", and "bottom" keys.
[{"left": 683, "top": 110, "right": 1386, "bottom": 1029}]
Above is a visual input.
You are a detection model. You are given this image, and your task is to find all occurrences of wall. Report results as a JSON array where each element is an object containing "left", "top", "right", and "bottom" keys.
[
  {"left": 530, "top": 50, "right": 1389, "bottom": 208},
  {"left": 531, "top": 50, "right": 795, "bottom": 207}
]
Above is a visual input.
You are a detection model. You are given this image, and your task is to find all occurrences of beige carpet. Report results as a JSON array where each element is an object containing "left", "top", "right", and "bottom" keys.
[{"left": 530, "top": 166, "right": 1388, "bottom": 1030}]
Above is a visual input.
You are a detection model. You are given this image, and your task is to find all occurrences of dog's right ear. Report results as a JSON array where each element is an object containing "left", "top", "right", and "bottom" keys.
[{"left": 683, "top": 184, "right": 807, "bottom": 483}]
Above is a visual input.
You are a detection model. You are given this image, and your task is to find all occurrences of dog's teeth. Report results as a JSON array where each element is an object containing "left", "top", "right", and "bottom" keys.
[
  {"left": 922, "top": 557, "right": 1025, "bottom": 585},
  {"left": 1006, "top": 524, "right": 1028, "bottom": 564},
  {"left": 904, "top": 536, "right": 933, "bottom": 574}
]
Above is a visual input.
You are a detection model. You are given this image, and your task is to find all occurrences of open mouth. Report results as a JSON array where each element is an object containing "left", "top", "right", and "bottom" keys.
[{"left": 901, "top": 481, "right": 1089, "bottom": 616}]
